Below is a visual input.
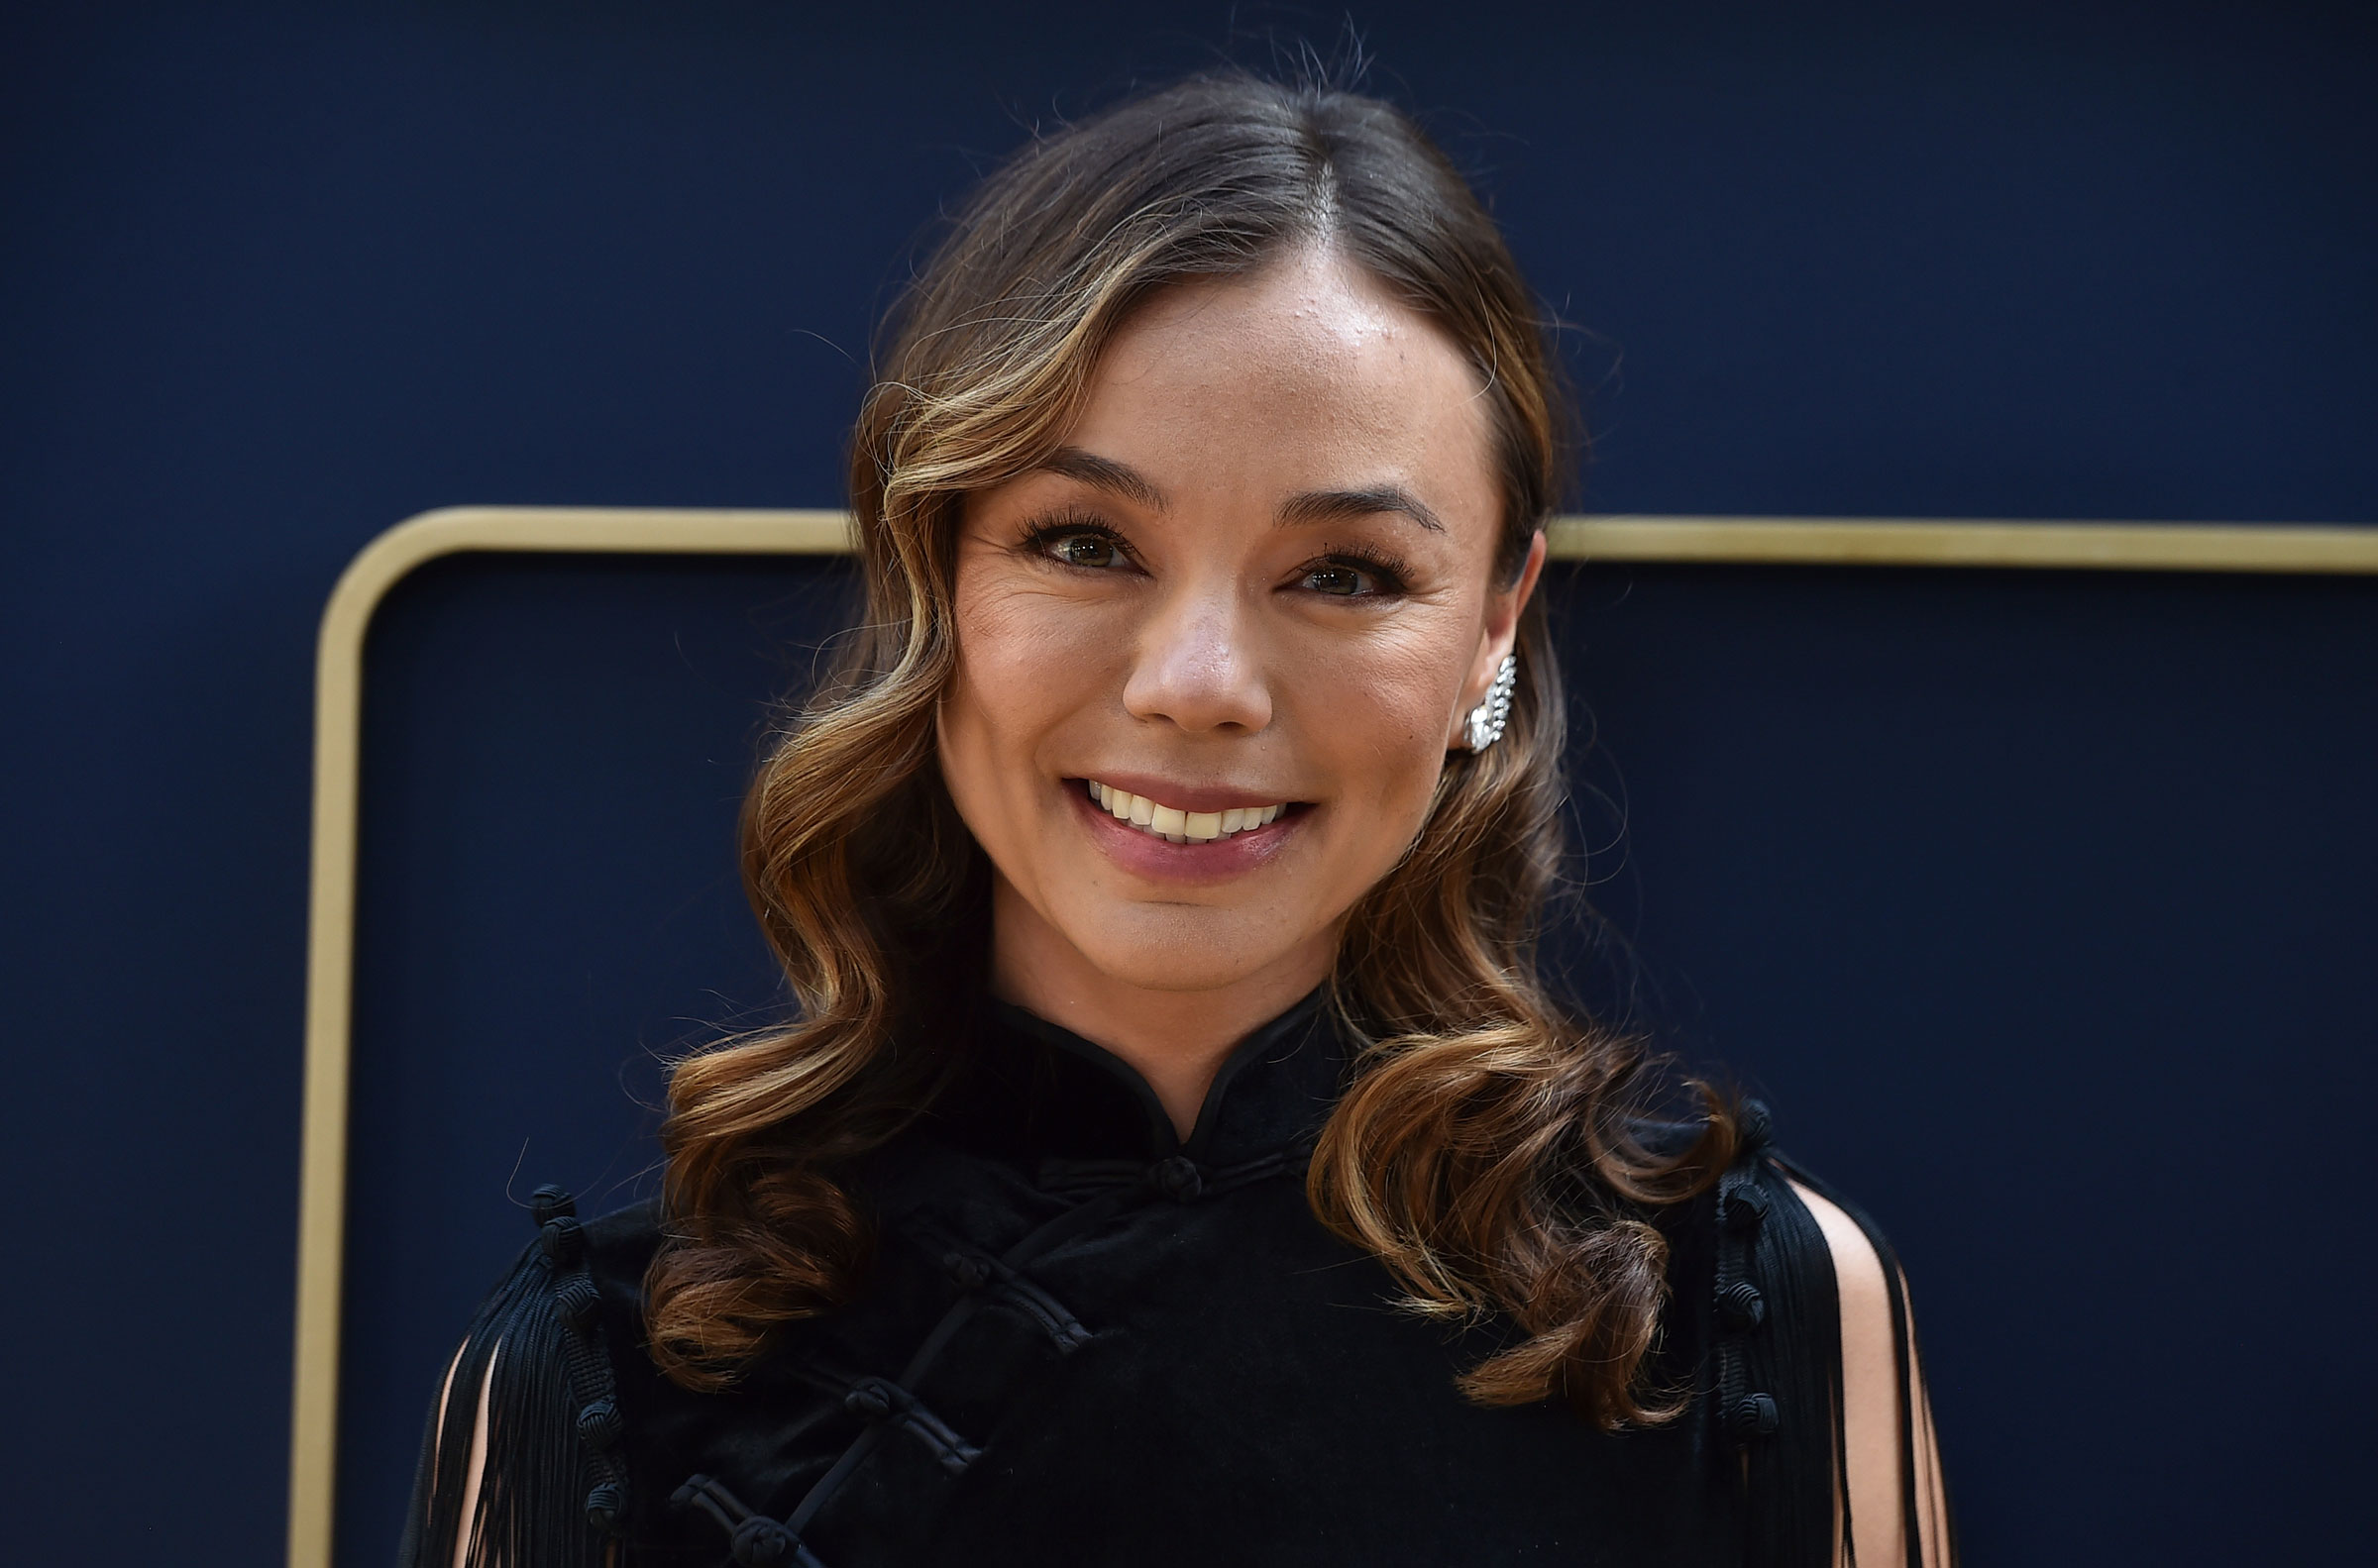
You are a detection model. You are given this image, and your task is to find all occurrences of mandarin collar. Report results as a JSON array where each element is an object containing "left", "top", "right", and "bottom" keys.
[{"left": 930, "top": 989, "right": 1347, "bottom": 1168}]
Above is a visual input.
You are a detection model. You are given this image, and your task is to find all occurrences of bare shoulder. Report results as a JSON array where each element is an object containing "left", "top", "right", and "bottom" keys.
[
  {"left": 1789, "top": 1183, "right": 1893, "bottom": 1381},
  {"left": 1786, "top": 1179, "right": 1953, "bottom": 1568}
]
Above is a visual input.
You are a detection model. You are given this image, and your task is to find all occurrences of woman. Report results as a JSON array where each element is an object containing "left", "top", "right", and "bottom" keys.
[{"left": 406, "top": 70, "right": 1951, "bottom": 1568}]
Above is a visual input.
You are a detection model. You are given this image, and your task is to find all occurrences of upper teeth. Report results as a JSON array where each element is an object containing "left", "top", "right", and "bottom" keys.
[{"left": 1088, "top": 781, "right": 1286, "bottom": 843}]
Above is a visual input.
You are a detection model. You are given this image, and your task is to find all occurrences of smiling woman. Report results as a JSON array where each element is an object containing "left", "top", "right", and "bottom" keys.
[
  {"left": 938, "top": 250, "right": 1540, "bottom": 1134},
  {"left": 403, "top": 68, "right": 1950, "bottom": 1568}
]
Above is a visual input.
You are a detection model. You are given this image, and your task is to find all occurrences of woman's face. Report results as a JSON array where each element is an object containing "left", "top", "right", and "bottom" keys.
[{"left": 939, "top": 245, "right": 1544, "bottom": 1005}]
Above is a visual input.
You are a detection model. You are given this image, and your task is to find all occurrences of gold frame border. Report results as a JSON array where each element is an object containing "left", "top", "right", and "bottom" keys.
[{"left": 289, "top": 505, "right": 2378, "bottom": 1566}]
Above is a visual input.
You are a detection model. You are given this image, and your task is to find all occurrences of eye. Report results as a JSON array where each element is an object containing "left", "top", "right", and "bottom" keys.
[
  {"left": 1047, "top": 531, "right": 1121, "bottom": 568},
  {"left": 1021, "top": 516, "right": 1134, "bottom": 572},
  {"left": 1295, "top": 551, "right": 1408, "bottom": 598},
  {"left": 1302, "top": 564, "right": 1374, "bottom": 595}
]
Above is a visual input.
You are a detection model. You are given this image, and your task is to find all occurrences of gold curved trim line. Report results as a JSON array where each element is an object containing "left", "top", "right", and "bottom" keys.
[
  {"left": 289, "top": 504, "right": 2376, "bottom": 1567},
  {"left": 1548, "top": 515, "right": 2378, "bottom": 573},
  {"left": 287, "top": 508, "right": 851, "bottom": 1568}
]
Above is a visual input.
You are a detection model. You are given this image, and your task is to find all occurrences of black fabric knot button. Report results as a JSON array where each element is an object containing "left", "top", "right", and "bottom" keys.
[
  {"left": 538, "top": 1215, "right": 584, "bottom": 1268},
  {"left": 583, "top": 1482, "right": 623, "bottom": 1531},
  {"left": 555, "top": 1275, "right": 600, "bottom": 1330},
  {"left": 1728, "top": 1392, "right": 1781, "bottom": 1440},
  {"left": 576, "top": 1398, "right": 623, "bottom": 1449},
  {"left": 1150, "top": 1156, "right": 1203, "bottom": 1202},
  {"left": 529, "top": 1185, "right": 577, "bottom": 1226},
  {"left": 1719, "top": 1280, "right": 1768, "bottom": 1331},
  {"left": 729, "top": 1516, "right": 799, "bottom": 1566},
  {"left": 944, "top": 1252, "right": 992, "bottom": 1291},
  {"left": 1724, "top": 1182, "right": 1772, "bottom": 1234},
  {"left": 1736, "top": 1098, "right": 1774, "bottom": 1154},
  {"left": 843, "top": 1382, "right": 894, "bottom": 1420}
]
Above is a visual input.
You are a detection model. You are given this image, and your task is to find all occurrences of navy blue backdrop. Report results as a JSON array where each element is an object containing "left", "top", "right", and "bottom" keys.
[
  {"left": 3, "top": 2, "right": 2373, "bottom": 1563},
  {"left": 341, "top": 549, "right": 2378, "bottom": 1567}
]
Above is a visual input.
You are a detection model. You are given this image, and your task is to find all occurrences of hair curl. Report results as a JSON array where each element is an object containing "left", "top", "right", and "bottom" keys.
[{"left": 645, "top": 68, "right": 1733, "bottom": 1428}]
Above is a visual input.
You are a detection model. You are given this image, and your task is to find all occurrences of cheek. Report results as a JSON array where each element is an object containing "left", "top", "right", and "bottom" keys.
[
  {"left": 1292, "top": 624, "right": 1465, "bottom": 815},
  {"left": 942, "top": 577, "right": 1112, "bottom": 800}
]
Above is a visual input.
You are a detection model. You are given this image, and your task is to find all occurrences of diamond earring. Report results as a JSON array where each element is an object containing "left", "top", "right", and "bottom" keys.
[{"left": 1464, "top": 653, "right": 1517, "bottom": 752}]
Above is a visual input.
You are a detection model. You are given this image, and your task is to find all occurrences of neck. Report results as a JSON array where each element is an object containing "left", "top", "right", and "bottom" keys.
[{"left": 986, "top": 880, "right": 1333, "bottom": 1140}]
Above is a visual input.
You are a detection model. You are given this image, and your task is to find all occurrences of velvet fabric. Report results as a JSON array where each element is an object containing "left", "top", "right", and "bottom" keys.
[{"left": 406, "top": 995, "right": 1864, "bottom": 1567}]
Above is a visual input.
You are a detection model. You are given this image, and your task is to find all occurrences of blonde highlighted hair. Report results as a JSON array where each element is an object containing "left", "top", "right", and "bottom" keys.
[{"left": 646, "top": 69, "right": 1733, "bottom": 1428}]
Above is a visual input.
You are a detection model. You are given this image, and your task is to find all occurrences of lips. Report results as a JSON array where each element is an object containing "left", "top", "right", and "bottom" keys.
[{"left": 1085, "top": 780, "right": 1287, "bottom": 844}]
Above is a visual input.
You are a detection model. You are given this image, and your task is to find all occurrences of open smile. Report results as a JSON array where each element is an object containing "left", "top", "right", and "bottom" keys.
[{"left": 1084, "top": 779, "right": 1289, "bottom": 844}]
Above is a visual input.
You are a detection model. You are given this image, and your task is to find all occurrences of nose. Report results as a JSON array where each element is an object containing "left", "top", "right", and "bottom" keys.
[{"left": 1120, "top": 576, "right": 1272, "bottom": 735}]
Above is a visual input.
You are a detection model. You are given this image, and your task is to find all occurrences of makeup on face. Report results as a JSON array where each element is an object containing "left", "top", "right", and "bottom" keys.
[{"left": 936, "top": 245, "right": 1523, "bottom": 1005}]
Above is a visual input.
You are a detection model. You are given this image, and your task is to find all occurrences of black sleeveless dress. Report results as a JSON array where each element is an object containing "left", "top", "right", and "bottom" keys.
[{"left": 402, "top": 993, "right": 1919, "bottom": 1567}]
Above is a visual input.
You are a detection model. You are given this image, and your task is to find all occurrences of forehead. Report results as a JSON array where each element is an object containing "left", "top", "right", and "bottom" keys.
[{"left": 1066, "top": 246, "right": 1498, "bottom": 525}]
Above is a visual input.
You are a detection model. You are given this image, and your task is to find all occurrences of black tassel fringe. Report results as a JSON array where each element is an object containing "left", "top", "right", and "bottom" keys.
[
  {"left": 397, "top": 1190, "right": 624, "bottom": 1568},
  {"left": 1718, "top": 1103, "right": 1957, "bottom": 1568}
]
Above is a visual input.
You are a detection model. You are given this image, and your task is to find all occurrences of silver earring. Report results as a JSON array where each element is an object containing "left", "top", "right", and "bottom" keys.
[{"left": 1464, "top": 653, "right": 1517, "bottom": 752}]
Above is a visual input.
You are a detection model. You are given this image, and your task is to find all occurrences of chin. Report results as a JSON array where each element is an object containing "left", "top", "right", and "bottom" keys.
[{"left": 1069, "top": 910, "right": 1301, "bottom": 994}]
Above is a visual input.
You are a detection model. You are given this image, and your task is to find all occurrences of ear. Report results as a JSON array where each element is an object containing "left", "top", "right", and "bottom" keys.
[{"left": 1446, "top": 529, "right": 1548, "bottom": 748}]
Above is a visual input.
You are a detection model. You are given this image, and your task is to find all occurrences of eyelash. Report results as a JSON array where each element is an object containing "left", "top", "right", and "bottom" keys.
[
  {"left": 1017, "top": 507, "right": 1134, "bottom": 566},
  {"left": 1015, "top": 510, "right": 1413, "bottom": 598},
  {"left": 1298, "top": 541, "right": 1413, "bottom": 597}
]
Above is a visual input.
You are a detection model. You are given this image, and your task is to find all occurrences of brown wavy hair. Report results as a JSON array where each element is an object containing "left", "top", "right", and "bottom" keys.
[{"left": 645, "top": 69, "right": 1734, "bottom": 1429}]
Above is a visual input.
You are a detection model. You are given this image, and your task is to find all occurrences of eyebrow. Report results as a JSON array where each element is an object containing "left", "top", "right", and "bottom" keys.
[
  {"left": 1037, "top": 447, "right": 1446, "bottom": 535},
  {"left": 1278, "top": 484, "right": 1447, "bottom": 534},
  {"left": 1038, "top": 447, "right": 1168, "bottom": 511}
]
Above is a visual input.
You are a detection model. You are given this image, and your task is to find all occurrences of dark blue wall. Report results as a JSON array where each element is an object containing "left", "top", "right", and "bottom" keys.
[
  {"left": 3, "top": 2, "right": 2372, "bottom": 1563},
  {"left": 336, "top": 552, "right": 2378, "bottom": 1568}
]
